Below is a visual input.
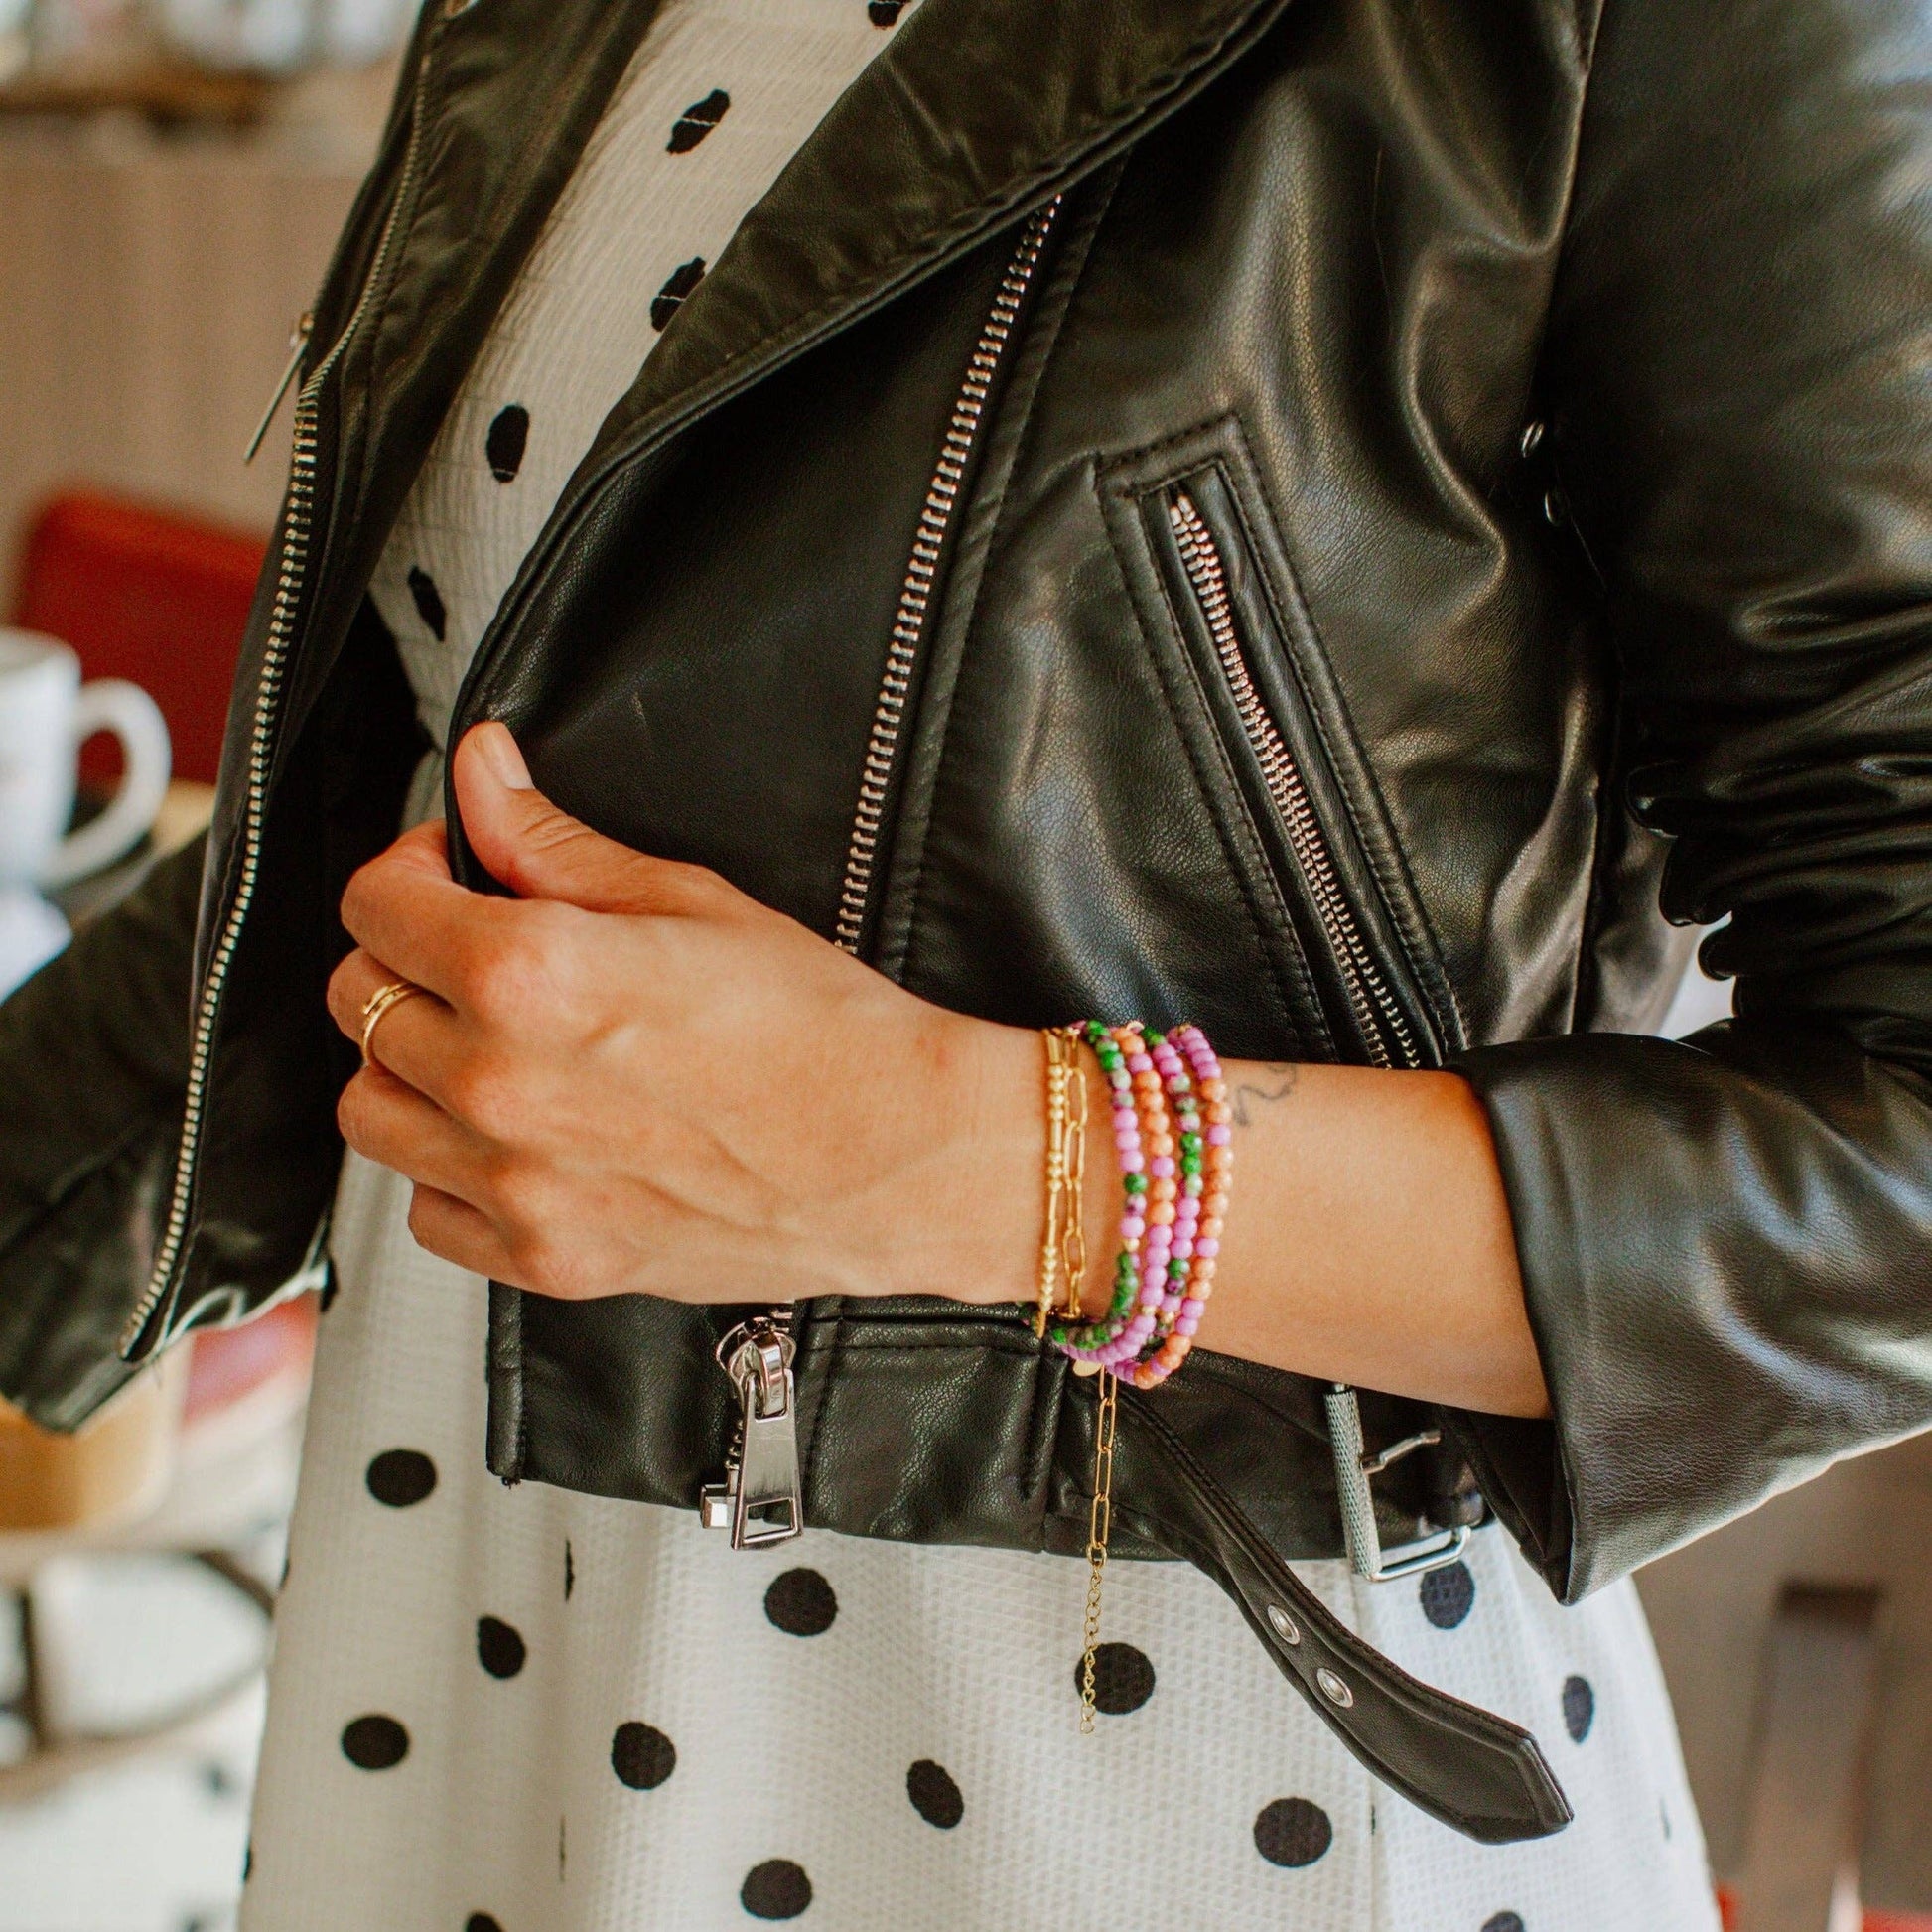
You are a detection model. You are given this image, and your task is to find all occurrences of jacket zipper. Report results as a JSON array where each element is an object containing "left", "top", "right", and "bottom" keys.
[
  {"left": 244, "top": 312, "right": 315, "bottom": 466},
  {"left": 700, "top": 197, "right": 1063, "bottom": 1548},
  {"left": 121, "top": 46, "right": 438, "bottom": 1361},
  {"left": 832, "top": 196, "right": 1062, "bottom": 953},
  {"left": 1167, "top": 488, "right": 1418, "bottom": 1073},
  {"left": 1167, "top": 488, "right": 1465, "bottom": 1582}
]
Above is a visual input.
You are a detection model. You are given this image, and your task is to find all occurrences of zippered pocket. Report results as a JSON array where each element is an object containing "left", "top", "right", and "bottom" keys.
[
  {"left": 1100, "top": 431, "right": 1449, "bottom": 1072},
  {"left": 1103, "top": 429, "right": 1473, "bottom": 1585}
]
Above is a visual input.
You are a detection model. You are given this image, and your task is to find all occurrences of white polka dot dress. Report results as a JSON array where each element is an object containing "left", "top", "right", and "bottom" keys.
[{"left": 241, "top": 5, "right": 1727, "bottom": 1925}]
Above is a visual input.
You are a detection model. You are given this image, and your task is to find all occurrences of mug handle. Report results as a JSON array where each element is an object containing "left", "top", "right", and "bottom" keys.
[{"left": 40, "top": 679, "right": 173, "bottom": 890}]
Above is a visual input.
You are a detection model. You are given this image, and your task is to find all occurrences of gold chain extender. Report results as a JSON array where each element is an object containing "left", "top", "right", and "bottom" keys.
[{"left": 1078, "top": 1367, "right": 1119, "bottom": 1733}]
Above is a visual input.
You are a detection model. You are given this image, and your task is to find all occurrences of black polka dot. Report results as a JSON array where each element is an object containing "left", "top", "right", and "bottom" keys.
[
  {"left": 650, "top": 257, "right": 706, "bottom": 332},
  {"left": 564, "top": 1539, "right": 575, "bottom": 1600},
  {"left": 1072, "top": 1640, "right": 1155, "bottom": 1715},
  {"left": 477, "top": 1615, "right": 526, "bottom": 1679},
  {"left": 466, "top": 1917, "right": 503, "bottom": 1932},
  {"left": 906, "top": 1758, "right": 963, "bottom": 1829},
  {"left": 1254, "top": 1796, "right": 1333, "bottom": 1867},
  {"left": 667, "top": 87, "right": 730, "bottom": 153},
  {"left": 869, "top": 0, "right": 906, "bottom": 22},
  {"left": 610, "top": 1721, "right": 676, "bottom": 1790},
  {"left": 741, "top": 1860, "right": 812, "bottom": 1919},
  {"left": 1483, "top": 1916, "right": 1526, "bottom": 1932},
  {"left": 764, "top": 1567, "right": 837, "bottom": 1636},
  {"left": 484, "top": 404, "right": 529, "bottom": 483},
  {"left": 407, "top": 565, "right": 447, "bottom": 640},
  {"left": 341, "top": 1714, "right": 409, "bottom": 1770},
  {"left": 1562, "top": 1674, "right": 1594, "bottom": 1742},
  {"left": 364, "top": 1449, "right": 437, "bottom": 1508},
  {"left": 1420, "top": 1560, "right": 1476, "bottom": 1630}
]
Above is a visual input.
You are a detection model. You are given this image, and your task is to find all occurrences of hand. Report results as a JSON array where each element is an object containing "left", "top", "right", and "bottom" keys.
[{"left": 326, "top": 723, "right": 1040, "bottom": 1305}]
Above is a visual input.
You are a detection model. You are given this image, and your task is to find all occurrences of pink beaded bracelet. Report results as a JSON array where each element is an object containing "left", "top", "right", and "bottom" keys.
[{"left": 1131, "top": 1022, "right": 1231, "bottom": 1390}]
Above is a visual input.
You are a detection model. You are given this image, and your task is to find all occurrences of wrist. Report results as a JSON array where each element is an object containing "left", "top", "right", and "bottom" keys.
[{"left": 877, "top": 1013, "right": 1041, "bottom": 1308}]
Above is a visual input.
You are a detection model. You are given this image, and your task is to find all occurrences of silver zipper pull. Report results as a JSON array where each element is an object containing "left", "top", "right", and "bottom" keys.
[
  {"left": 700, "top": 1319, "right": 802, "bottom": 1549},
  {"left": 244, "top": 312, "right": 314, "bottom": 465}
]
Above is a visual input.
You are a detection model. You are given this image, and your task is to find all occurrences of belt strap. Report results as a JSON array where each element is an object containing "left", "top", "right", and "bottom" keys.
[{"left": 1113, "top": 1386, "right": 1574, "bottom": 1845}]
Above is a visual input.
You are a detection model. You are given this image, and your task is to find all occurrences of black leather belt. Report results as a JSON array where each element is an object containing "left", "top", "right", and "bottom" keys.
[{"left": 1113, "top": 1386, "right": 1573, "bottom": 1844}]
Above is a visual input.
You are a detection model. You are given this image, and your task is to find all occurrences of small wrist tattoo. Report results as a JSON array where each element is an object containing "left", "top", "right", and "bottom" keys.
[{"left": 1230, "top": 1062, "right": 1299, "bottom": 1129}]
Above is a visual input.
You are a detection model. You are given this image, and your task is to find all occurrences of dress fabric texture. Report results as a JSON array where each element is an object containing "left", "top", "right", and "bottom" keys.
[{"left": 242, "top": 4, "right": 1723, "bottom": 1925}]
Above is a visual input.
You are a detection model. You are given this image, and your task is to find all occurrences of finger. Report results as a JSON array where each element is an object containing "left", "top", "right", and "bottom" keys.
[
  {"left": 340, "top": 820, "right": 520, "bottom": 1006},
  {"left": 383, "top": 815, "right": 453, "bottom": 878},
  {"left": 337, "top": 1064, "right": 495, "bottom": 1209},
  {"left": 405, "top": 1182, "right": 515, "bottom": 1282},
  {"left": 327, "top": 947, "right": 473, "bottom": 1109},
  {"left": 454, "top": 722, "right": 738, "bottom": 918}
]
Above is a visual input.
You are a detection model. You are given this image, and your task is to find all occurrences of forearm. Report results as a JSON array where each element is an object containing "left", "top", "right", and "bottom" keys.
[
  {"left": 1185, "top": 1059, "right": 1548, "bottom": 1419},
  {"left": 940, "top": 1029, "right": 1550, "bottom": 1422}
]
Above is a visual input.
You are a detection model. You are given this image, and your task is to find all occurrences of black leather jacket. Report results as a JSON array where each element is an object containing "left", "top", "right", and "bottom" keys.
[{"left": 5, "top": 0, "right": 1931, "bottom": 1844}]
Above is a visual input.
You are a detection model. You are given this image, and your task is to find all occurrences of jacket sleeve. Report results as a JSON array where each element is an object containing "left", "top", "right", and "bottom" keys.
[
  {"left": 1442, "top": 0, "right": 1932, "bottom": 1601},
  {"left": 0, "top": 836, "right": 201, "bottom": 1428}
]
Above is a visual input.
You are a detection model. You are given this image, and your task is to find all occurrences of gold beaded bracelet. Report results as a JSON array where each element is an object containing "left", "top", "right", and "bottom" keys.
[{"left": 1035, "top": 1026, "right": 1091, "bottom": 1337}]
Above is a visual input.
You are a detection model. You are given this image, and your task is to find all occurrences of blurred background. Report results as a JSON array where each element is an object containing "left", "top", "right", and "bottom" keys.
[
  {"left": 0, "top": 8, "right": 1926, "bottom": 1928},
  {"left": 0, "top": 7, "right": 391, "bottom": 1929}
]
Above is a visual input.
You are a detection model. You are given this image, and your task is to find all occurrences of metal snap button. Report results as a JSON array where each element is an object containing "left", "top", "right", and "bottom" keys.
[
  {"left": 1267, "top": 1604, "right": 1301, "bottom": 1646},
  {"left": 1543, "top": 486, "right": 1568, "bottom": 526},
  {"left": 1520, "top": 419, "right": 1547, "bottom": 459},
  {"left": 1315, "top": 1666, "right": 1354, "bottom": 1709}
]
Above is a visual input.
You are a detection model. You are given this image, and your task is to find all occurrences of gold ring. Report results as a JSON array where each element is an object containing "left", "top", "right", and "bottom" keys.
[{"left": 359, "top": 978, "right": 422, "bottom": 1070}]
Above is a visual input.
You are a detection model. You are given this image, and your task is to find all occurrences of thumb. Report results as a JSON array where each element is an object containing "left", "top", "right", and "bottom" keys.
[{"left": 454, "top": 722, "right": 720, "bottom": 916}]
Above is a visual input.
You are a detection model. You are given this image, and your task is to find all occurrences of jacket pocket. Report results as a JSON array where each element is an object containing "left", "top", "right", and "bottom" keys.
[{"left": 1098, "top": 421, "right": 1449, "bottom": 1070}]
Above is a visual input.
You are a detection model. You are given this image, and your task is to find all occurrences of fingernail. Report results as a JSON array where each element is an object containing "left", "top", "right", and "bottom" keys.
[{"left": 477, "top": 721, "right": 533, "bottom": 789}]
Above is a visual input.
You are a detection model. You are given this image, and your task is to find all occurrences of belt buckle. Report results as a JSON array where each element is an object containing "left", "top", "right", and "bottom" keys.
[{"left": 1324, "top": 1384, "right": 1471, "bottom": 1583}]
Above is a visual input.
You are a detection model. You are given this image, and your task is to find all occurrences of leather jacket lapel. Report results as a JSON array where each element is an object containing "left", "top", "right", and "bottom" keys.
[{"left": 595, "top": 0, "right": 1297, "bottom": 456}]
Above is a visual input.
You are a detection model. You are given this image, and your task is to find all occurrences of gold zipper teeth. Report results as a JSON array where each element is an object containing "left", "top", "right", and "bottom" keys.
[
  {"left": 833, "top": 197, "right": 1062, "bottom": 956},
  {"left": 124, "top": 48, "right": 438, "bottom": 1358},
  {"left": 1168, "top": 490, "right": 1419, "bottom": 1072}
]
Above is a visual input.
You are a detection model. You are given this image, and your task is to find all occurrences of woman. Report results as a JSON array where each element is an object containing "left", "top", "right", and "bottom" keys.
[{"left": 4, "top": 0, "right": 1930, "bottom": 1923}]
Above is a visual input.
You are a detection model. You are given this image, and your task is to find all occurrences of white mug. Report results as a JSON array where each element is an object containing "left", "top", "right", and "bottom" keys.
[{"left": 0, "top": 628, "right": 172, "bottom": 893}]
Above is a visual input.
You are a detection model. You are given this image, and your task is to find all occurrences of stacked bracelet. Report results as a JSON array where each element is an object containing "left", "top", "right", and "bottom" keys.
[{"left": 1046, "top": 1019, "right": 1230, "bottom": 1392}]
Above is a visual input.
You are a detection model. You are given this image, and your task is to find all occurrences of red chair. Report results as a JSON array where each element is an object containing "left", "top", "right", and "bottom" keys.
[{"left": 13, "top": 488, "right": 268, "bottom": 786}]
